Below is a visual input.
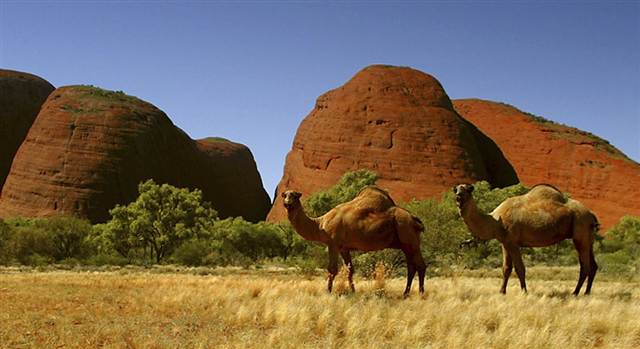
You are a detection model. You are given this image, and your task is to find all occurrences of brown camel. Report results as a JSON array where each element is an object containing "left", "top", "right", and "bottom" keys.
[
  {"left": 454, "top": 183, "right": 599, "bottom": 295},
  {"left": 282, "top": 186, "right": 426, "bottom": 297}
]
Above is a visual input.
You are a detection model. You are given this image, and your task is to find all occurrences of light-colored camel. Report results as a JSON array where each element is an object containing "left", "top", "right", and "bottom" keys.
[
  {"left": 282, "top": 186, "right": 426, "bottom": 296},
  {"left": 454, "top": 183, "right": 599, "bottom": 295}
]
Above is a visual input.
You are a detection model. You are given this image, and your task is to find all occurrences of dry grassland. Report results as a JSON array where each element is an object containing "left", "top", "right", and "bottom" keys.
[{"left": 0, "top": 267, "right": 638, "bottom": 349}]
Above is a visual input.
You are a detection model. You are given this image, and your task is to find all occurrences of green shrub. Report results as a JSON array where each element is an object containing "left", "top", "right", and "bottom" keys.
[
  {"left": 85, "top": 253, "right": 129, "bottom": 266},
  {"left": 292, "top": 257, "right": 321, "bottom": 276},
  {"left": 6, "top": 223, "right": 55, "bottom": 264},
  {"left": 596, "top": 215, "right": 640, "bottom": 275},
  {"left": 303, "top": 169, "right": 378, "bottom": 217},
  {"left": 270, "top": 223, "right": 311, "bottom": 261},
  {"left": 101, "top": 180, "right": 218, "bottom": 263},
  {"left": 171, "top": 240, "right": 211, "bottom": 266},
  {"left": 353, "top": 250, "right": 405, "bottom": 278},
  {"left": 1, "top": 216, "right": 92, "bottom": 264},
  {"left": 598, "top": 251, "right": 634, "bottom": 274},
  {"left": 35, "top": 216, "right": 93, "bottom": 261},
  {"left": 0, "top": 219, "right": 13, "bottom": 264},
  {"left": 24, "top": 253, "right": 53, "bottom": 267}
]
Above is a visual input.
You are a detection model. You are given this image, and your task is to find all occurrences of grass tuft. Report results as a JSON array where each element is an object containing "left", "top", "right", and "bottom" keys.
[{"left": 373, "top": 261, "right": 387, "bottom": 297}]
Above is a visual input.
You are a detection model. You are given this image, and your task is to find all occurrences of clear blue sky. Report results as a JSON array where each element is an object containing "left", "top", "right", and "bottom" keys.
[{"left": 2, "top": 1, "right": 638, "bottom": 199}]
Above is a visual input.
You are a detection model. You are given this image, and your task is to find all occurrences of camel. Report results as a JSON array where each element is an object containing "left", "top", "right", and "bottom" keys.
[
  {"left": 282, "top": 186, "right": 426, "bottom": 297},
  {"left": 454, "top": 183, "right": 599, "bottom": 295}
]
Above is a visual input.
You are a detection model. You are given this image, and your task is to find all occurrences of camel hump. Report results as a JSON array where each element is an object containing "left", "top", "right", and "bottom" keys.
[
  {"left": 530, "top": 183, "right": 562, "bottom": 191},
  {"left": 357, "top": 185, "right": 395, "bottom": 202},
  {"left": 354, "top": 185, "right": 397, "bottom": 209},
  {"left": 527, "top": 184, "right": 567, "bottom": 203}
]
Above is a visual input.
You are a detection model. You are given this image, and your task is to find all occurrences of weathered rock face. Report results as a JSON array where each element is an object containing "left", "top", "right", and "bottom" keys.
[
  {"left": 0, "top": 69, "right": 54, "bottom": 190},
  {"left": 195, "top": 137, "right": 272, "bottom": 222},
  {"left": 454, "top": 99, "right": 640, "bottom": 230},
  {"left": 267, "top": 65, "right": 518, "bottom": 221},
  {"left": 0, "top": 86, "right": 270, "bottom": 223}
]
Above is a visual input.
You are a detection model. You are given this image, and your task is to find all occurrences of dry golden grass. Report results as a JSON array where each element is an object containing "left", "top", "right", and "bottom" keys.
[{"left": 1, "top": 266, "right": 638, "bottom": 349}]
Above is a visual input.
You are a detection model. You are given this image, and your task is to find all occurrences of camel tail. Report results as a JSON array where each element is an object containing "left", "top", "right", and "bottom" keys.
[
  {"left": 412, "top": 216, "right": 425, "bottom": 234},
  {"left": 591, "top": 213, "right": 600, "bottom": 235}
]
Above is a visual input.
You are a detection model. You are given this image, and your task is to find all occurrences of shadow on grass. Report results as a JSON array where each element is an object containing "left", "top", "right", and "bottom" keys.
[
  {"left": 609, "top": 291, "right": 633, "bottom": 301},
  {"left": 544, "top": 289, "right": 573, "bottom": 300}
]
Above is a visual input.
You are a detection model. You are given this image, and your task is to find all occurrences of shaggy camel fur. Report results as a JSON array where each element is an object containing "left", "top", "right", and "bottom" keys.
[
  {"left": 282, "top": 186, "right": 426, "bottom": 296},
  {"left": 454, "top": 183, "right": 599, "bottom": 295}
]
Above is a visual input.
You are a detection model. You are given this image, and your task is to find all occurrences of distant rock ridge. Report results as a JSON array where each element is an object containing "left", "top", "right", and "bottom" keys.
[
  {"left": 0, "top": 85, "right": 270, "bottom": 222},
  {"left": 454, "top": 98, "right": 640, "bottom": 229},
  {"left": 0, "top": 69, "right": 55, "bottom": 190},
  {"left": 267, "top": 65, "right": 518, "bottom": 221}
]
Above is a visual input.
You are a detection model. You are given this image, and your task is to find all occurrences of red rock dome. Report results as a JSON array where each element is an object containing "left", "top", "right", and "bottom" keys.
[
  {"left": 0, "top": 69, "right": 54, "bottom": 190},
  {"left": 268, "top": 65, "right": 518, "bottom": 221},
  {"left": 0, "top": 85, "right": 270, "bottom": 222},
  {"left": 454, "top": 98, "right": 640, "bottom": 230}
]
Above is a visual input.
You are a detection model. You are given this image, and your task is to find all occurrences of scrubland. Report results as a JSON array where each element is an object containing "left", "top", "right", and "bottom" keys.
[{"left": 1, "top": 266, "right": 638, "bottom": 349}]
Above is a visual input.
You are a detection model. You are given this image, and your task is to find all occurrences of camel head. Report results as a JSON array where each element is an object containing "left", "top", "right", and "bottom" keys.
[
  {"left": 282, "top": 190, "right": 302, "bottom": 211},
  {"left": 453, "top": 184, "right": 474, "bottom": 209}
]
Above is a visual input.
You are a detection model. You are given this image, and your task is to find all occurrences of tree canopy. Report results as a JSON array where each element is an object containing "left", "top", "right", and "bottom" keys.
[{"left": 103, "top": 180, "right": 218, "bottom": 263}]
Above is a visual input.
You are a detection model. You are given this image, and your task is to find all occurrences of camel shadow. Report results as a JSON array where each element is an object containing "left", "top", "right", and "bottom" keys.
[
  {"left": 543, "top": 289, "right": 633, "bottom": 302},
  {"left": 609, "top": 291, "right": 633, "bottom": 301},
  {"left": 544, "top": 289, "right": 573, "bottom": 300}
]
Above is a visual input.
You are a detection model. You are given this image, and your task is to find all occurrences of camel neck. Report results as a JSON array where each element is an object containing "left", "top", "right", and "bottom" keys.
[
  {"left": 460, "top": 199, "right": 503, "bottom": 241},
  {"left": 287, "top": 205, "right": 327, "bottom": 243}
]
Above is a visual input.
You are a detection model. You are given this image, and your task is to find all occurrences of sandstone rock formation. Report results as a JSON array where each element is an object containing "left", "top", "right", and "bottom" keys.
[
  {"left": 195, "top": 137, "right": 272, "bottom": 222},
  {"left": 454, "top": 99, "right": 640, "bottom": 229},
  {"left": 267, "top": 65, "right": 518, "bottom": 221},
  {"left": 0, "top": 85, "right": 270, "bottom": 222},
  {"left": 0, "top": 69, "right": 54, "bottom": 190}
]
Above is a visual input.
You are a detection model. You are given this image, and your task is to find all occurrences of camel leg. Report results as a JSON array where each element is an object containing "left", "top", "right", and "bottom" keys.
[
  {"left": 572, "top": 238, "right": 592, "bottom": 296},
  {"left": 507, "top": 244, "right": 527, "bottom": 293},
  {"left": 413, "top": 251, "right": 426, "bottom": 295},
  {"left": 401, "top": 248, "right": 418, "bottom": 297},
  {"left": 327, "top": 246, "right": 339, "bottom": 293},
  {"left": 586, "top": 248, "right": 598, "bottom": 294},
  {"left": 403, "top": 260, "right": 416, "bottom": 298},
  {"left": 340, "top": 251, "right": 355, "bottom": 292},
  {"left": 500, "top": 245, "right": 513, "bottom": 294}
]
